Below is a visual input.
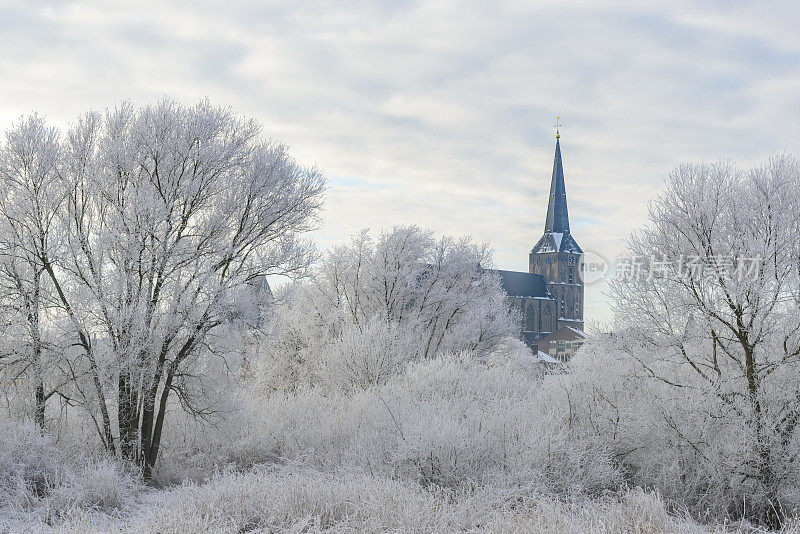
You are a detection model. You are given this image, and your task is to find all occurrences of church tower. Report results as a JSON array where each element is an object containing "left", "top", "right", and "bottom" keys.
[{"left": 529, "top": 131, "right": 584, "bottom": 332}]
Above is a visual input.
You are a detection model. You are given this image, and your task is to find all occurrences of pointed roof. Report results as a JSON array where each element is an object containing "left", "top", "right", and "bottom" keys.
[
  {"left": 539, "top": 325, "right": 588, "bottom": 343},
  {"left": 544, "top": 137, "right": 570, "bottom": 234},
  {"left": 530, "top": 231, "right": 582, "bottom": 255},
  {"left": 530, "top": 135, "right": 582, "bottom": 255}
]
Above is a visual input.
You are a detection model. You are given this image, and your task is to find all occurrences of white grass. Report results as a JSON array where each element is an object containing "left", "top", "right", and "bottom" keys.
[
  {"left": 3, "top": 349, "right": 798, "bottom": 532},
  {"left": 2, "top": 465, "right": 717, "bottom": 533}
]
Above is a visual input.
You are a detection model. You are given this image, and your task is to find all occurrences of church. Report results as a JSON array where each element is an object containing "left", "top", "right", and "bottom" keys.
[{"left": 495, "top": 131, "right": 586, "bottom": 360}]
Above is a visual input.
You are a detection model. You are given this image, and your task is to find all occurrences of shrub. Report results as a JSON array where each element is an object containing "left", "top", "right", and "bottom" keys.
[{"left": 0, "top": 418, "right": 65, "bottom": 507}]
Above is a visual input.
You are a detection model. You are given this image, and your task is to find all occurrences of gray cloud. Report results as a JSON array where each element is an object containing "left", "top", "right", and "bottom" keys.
[{"left": 1, "top": 0, "right": 798, "bottom": 323}]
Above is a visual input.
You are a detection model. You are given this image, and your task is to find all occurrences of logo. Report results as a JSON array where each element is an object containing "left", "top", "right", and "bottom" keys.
[{"left": 579, "top": 249, "right": 609, "bottom": 285}]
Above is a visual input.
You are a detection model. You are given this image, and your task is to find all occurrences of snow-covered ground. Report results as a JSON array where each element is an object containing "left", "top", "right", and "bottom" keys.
[
  {"left": 1, "top": 467, "right": 718, "bottom": 533},
  {"left": 3, "top": 346, "right": 798, "bottom": 533}
]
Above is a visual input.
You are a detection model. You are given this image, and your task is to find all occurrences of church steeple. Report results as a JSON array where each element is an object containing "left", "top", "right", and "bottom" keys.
[
  {"left": 530, "top": 133, "right": 582, "bottom": 255},
  {"left": 530, "top": 131, "right": 583, "bottom": 260},
  {"left": 528, "top": 126, "right": 584, "bottom": 333},
  {"left": 544, "top": 137, "right": 570, "bottom": 234}
]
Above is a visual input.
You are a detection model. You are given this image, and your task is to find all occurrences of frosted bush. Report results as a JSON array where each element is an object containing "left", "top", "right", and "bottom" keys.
[
  {"left": 0, "top": 418, "right": 65, "bottom": 507},
  {"left": 230, "top": 351, "right": 621, "bottom": 497},
  {"left": 315, "top": 317, "right": 418, "bottom": 390},
  {"left": 48, "top": 459, "right": 139, "bottom": 512},
  {"left": 565, "top": 335, "right": 800, "bottom": 524},
  {"left": 1, "top": 468, "right": 715, "bottom": 533},
  {"left": 0, "top": 347, "right": 783, "bottom": 533},
  {"left": 150, "top": 409, "right": 252, "bottom": 485},
  {"left": 131, "top": 469, "right": 699, "bottom": 534},
  {"left": 0, "top": 416, "right": 141, "bottom": 526}
]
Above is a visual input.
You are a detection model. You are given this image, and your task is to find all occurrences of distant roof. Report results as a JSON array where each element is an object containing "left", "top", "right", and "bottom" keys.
[
  {"left": 540, "top": 325, "right": 588, "bottom": 343},
  {"left": 493, "top": 270, "right": 553, "bottom": 299},
  {"left": 535, "top": 351, "right": 560, "bottom": 364}
]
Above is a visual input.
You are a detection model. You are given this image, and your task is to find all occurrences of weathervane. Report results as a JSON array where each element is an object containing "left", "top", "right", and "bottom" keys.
[{"left": 554, "top": 116, "right": 562, "bottom": 139}]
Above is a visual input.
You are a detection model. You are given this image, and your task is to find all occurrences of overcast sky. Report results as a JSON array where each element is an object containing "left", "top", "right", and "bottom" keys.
[{"left": 1, "top": 0, "right": 799, "bottom": 323}]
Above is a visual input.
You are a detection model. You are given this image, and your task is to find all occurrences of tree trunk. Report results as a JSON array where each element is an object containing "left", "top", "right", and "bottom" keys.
[
  {"left": 742, "top": 338, "right": 784, "bottom": 529},
  {"left": 139, "top": 388, "right": 156, "bottom": 477},
  {"left": 139, "top": 360, "right": 164, "bottom": 479},
  {"left": 34, "top": 378, "right": 45, "bottom": 429},
  {"left": 31, "top": 271, "right": 45, "bottom": 429},
  {"left": 144, "top": 364, "right": 175, "bottom": 477},
  {"left": 118, "top": 372, "right": 139, "bottom": 461}
]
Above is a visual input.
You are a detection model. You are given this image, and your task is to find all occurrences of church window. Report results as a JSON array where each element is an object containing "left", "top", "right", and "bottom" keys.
[
  {"left": 568, "top": 266, "right": 574, "bottom": 284},
  {"left": 560, "top": 295, "right": 565, "bottom": 317}
]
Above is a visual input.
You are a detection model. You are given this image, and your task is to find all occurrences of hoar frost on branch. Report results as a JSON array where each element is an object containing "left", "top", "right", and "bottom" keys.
[
  {"left": 0, "top": 114, "right": 67, "bottom": 430},
  {"left": 255, "top": 226, "right": 517, "bottom": 391},
  {"left": 0, "top": 99, "right": 325, "bottom": 476},
  {"left": 607, "top": 156, "right": 800, "bottom": 528}
]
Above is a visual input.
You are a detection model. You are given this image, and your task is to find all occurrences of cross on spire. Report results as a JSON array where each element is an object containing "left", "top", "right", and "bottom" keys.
[{"left": 554, "top": 116, "right": 562, "bottom": 139}]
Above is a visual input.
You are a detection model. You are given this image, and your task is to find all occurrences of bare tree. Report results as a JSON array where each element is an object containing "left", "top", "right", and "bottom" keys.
[
  {"left": 0, "top": 100, "right": 325, "bottom": 477},
  {"left": 0, "top": 114, "right": 68, "bottom": 429},
  {"left": 256, "top": 226, "right": 516, "bottom": 391},
  {"left": 609, "top": 156, "right": 800, "bottom": 527}
]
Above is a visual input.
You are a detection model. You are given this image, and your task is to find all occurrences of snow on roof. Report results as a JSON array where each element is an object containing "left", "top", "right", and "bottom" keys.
[
  {"left": 494, "top": 269, "right": 553, "bottom": 300},
  {"left": 540, "top": 325, "right": 588, "bottom": 343},
  {"left": 552, "top": 232, "right": 563, "bottom": 251},
  {"left": 535, "top": 351, "right": 560, "bottom": 364},
  {"left": 530, "top": 231, "right": 583, "bottom": 255},
  {"left": 565, "top": 326, "right": 587, "bottom": 337},
  {"left": 560, "top": 235, "right": 582, "bottom": 254}
]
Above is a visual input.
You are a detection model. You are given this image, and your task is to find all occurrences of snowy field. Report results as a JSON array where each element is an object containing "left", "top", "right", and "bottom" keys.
[{"left": 3, "top": 345, "right": 800, "bottom": 533}]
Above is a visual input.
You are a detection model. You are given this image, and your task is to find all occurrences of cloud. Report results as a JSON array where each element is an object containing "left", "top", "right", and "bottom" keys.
[{"left": 1, "top": 0, "right": 799, "bottom": 322}]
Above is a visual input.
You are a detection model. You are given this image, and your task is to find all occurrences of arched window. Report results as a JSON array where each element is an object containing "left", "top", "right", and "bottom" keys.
[
  {"left": 542, "top": 305, "right": 551, "bottom": 332},
  {"left": 560, "top": 295, "right": 565, "bottom": 318},
  {"left": 566, "top": 289, "right": 574, "bottom": 318},
  {"left": 526, "top": 306, "right": 535, "bottom": 331}
]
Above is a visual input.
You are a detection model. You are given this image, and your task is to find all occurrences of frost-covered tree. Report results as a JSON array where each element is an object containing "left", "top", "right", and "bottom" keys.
[
  {"left": 256, "top": 226, "right": 516, "bottom": 391},
  {"left": 0, "top": 100, "right": 325, "bottom": 477},
  {"left": 0, "top": 115, "right": 68, "bottom": 429},
  {"left": 608, "top": 156, "right": 800, "bottom": 527}
]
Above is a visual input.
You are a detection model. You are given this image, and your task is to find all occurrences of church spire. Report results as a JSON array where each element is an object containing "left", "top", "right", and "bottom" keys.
[{"left": 544, "top": 135, "right": 570, "bottom": 234}]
